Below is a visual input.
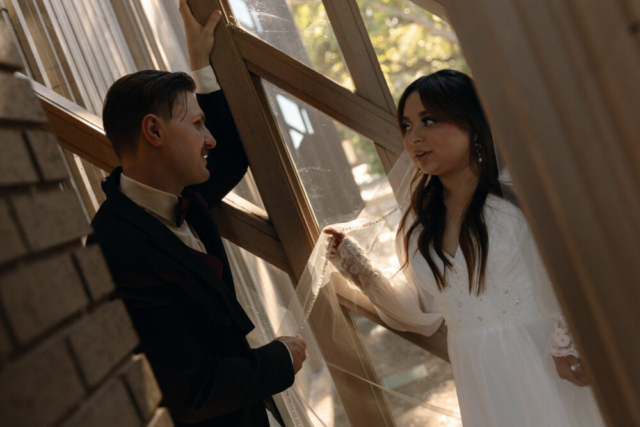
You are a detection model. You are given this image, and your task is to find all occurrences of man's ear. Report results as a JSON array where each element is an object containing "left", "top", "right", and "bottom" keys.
[{"left": 141, "top": 114, "right": 163, "bottom": 148}]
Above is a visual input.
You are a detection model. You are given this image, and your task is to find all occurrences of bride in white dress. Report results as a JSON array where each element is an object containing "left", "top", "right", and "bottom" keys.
[{"left": 322, "top": 70, "right": 605, "bottom": 427}]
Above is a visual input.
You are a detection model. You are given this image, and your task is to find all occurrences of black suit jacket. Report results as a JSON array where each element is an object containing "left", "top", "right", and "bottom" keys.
[{"left": 88, "top": 91, "right": 294, "bottom": 426}]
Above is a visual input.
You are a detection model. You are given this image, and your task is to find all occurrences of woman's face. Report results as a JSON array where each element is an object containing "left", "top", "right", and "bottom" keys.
[{"left": 401, "top": 91, "right": 472, "bottom": 177}]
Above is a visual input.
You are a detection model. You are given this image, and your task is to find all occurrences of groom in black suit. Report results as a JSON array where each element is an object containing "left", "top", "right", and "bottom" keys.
[{"left": 87, "top": 4, "right": 306, "bottom": 426}]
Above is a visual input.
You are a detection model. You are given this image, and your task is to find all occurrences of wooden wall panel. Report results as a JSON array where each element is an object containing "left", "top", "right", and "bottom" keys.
[{"left": 444, "top": 0, "right": 640, "bottom": 425}]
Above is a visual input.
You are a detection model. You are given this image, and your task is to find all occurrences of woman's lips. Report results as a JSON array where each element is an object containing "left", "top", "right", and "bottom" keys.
[{"left": 414, "top": 151, "right": 431, "bottom": 163}]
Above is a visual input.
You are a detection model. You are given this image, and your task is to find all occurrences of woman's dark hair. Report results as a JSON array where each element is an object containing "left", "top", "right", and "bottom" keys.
[
  {"left": 102, "top": 70, "right": 196, "bottom": 159},
  {"left": 397, "top": 70, "right": 503, "bottom": 294}
]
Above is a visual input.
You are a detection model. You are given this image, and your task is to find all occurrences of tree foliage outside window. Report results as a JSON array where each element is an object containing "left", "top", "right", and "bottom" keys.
[
  {"left": 290, "top": 0, "right": 468, "bottom": 101},
  {"left": 290, "top": 0, "right": 468, "bottom": 179}
]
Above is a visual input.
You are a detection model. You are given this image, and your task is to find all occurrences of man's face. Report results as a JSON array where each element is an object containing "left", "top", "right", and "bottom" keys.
[{"left": 160, "top": 92, "right": 216, "bottom": 188}]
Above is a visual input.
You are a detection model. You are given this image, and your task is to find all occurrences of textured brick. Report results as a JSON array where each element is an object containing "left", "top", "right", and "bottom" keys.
[
  {"left": 64, "top": 379, "right": 141, "bottom": 427},
  {"left": 123, "top": 354, "right": 162, "bottom": 421},
  {"left": 0, "top": 319, "right": 12, "bottom": 359},
  {"left": 0, "top": 129, "right": 39, "bottom": 186},
  {"left": 11, "top": 189, "right": 91, "bottom": 251},
  {"left": 68, "top": 300, "right": 139, "bottom": 387},
  {"left": 24, "top": 130, "right": 68, "bottom": 181},
  {"left": 147, "top": 408, "right": 175, "bottom": 427},
  {"left": 0, "top": 22, "right": 22, "bottom": 71},
  {"left": 0, "top": 199, "right": 27, "bottom": 264},
  {"left": 0, "top": 73, "right": 47, "bottom": 123},
  {"left": 73, "top": 244, "right": 115, "bottom": 301},
  {"left": 0, "top": 254, "right": 88, "bottom": 344},
  {"left": 0, "top": 339, "right": 85, "bottom": 427}
]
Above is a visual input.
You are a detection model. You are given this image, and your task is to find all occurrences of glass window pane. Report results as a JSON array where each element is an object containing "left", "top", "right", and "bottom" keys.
[
  {"left": 223, "top": 239, "right": 347, "bottom": 426},
  {"left": 137, "top": 1, "right": 268, "bottom": 209},
  {"left": 6, "top": 0, "right": 267, "bottom": 211},
  {"left": 230, "top": 169, "right": 265, "bottom": 210},
  {"left": 136, "top": 0, "right": 190, "bottom": 73},
  {"left": 261, "top": 79, "right": 386, "bottom": 228},
  {"left": 229, "top": 0, "right": 354, "bottom": 90},
  {"left": 261, "top": 78, "right": 461, "bottom": 426},
  {"left": 357, "top": 315, "right": 461, "bottom": 426},
  {"left": 356, "top": 0, "right": 469, "bottom": 101}
]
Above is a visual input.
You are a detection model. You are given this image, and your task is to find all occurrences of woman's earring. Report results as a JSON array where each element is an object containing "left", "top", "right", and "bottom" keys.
[{"left": 474, "top": 141, "right": 483, "bottom": 163}]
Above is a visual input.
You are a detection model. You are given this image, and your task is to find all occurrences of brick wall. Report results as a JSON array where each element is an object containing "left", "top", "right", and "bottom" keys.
[{"left": 0, "top": 21, "right": 173, "bottom": 427}]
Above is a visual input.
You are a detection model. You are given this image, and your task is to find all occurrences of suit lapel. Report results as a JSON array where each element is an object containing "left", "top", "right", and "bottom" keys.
[
  {"left": 109, "top": 188, "right": 254, "bottom": 335},
  {"left": 184, "top": 196, "right": 236, "bottom": 288}
]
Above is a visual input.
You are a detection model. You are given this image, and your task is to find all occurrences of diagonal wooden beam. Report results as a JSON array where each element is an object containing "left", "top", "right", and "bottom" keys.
[
  {"left": 410, "top": 0, "right": 451, "bottom": 22},
  {"left": 31, "top": 77, "right": 291, "bottom": 273},
  {"left": 187, "top": 1, "right": 400, "bottom": 425},
  {"left": 212, "top": 192, "right": 291, "bottom": 273},
  {"left": 32, "top": 78, "right": 119, "bottom": 172},
  {"left": 321, "top": 0, "right": 400, "bottom": 171},
  {"left": 322, "top": 0, "right": 396, "bottom": 113},
  {"left": 233, "top": 28, "right": 403, "bottom": 156},
  {"left": 337, "top": 295, "right": 449, "bottom": 362}
]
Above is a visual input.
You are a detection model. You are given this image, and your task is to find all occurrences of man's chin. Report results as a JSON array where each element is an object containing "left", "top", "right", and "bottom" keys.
[
  {"left": 199, "top": 169, "right": 211, "bottom": 184},
  {"left": 187, "top": 170, "right": 210, "bottom": 187}
]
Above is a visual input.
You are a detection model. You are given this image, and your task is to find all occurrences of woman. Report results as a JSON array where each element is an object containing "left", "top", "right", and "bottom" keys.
[{"left": 324, "top": 70, "right": 604, "bottom": 426}]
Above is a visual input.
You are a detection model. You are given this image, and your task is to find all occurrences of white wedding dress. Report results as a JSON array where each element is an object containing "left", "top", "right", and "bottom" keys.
[{"left": 330, "top": 194, "right": 605, "bottom": 427}]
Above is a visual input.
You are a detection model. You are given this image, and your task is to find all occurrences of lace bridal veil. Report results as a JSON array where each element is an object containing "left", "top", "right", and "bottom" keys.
[
  {"left": 269, "top": 152, "right": 453, "bottom": 426},
  {"left": 245, "top": 147, "right": 586, "bottom": 426}
]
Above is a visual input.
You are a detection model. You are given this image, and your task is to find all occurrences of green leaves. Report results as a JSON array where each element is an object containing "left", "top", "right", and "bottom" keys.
[{"left": 290, "top": 0, "right": 468, "bottom": 102}]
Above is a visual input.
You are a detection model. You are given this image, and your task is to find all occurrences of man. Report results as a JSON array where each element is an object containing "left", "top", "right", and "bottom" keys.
[{"left": 87, "top": 3, "right": 306, "bottom": 426}]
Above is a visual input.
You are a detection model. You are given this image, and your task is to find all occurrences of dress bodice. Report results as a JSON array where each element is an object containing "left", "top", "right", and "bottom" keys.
[
  {"left": 330, "top": 194, "right": 578, "bottom": 356},
  {"left": 409, "top": 196, "right": 537, "bottom": 332},
  {"left": 407, "top": 195, "right": 540, "bottom": 333}
]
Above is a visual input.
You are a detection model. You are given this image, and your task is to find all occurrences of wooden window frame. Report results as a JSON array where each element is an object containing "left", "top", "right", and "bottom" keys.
[
  {"left": 188, "top": 1, "right": 453, "bottom": 425},
  {"left": 12, "top": 0, "right": 459, "bottom": 424},
  {"left": 23, "top": 0, "right": 640, "bottom": 425}
]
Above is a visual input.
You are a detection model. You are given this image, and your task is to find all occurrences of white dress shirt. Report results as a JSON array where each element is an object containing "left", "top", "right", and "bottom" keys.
[{"left": 120, "top": 173, "right": 207, "bottom": 253}]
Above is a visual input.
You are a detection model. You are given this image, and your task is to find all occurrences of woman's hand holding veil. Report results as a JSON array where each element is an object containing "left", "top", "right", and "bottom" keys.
[{"left": 324, "top": 228, "right": 347, "bottom": 259}]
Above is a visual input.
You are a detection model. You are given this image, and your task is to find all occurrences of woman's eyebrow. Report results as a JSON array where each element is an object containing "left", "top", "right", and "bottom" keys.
[{"left": 402, "top": 110, "right": 430, "bottom": 121}]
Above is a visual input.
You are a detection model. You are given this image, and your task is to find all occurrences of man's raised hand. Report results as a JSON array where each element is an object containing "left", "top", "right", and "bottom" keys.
[{"left": 178, "top": 0, "right": 222, "bottom": 71}]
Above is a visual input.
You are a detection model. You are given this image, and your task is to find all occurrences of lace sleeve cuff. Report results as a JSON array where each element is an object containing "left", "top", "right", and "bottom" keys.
[
  {"left": 329, "top": 235, "right": 379, "bottom": 290},
  {"left": 550, "top": 315, "right": 580, "bottom": 358}
]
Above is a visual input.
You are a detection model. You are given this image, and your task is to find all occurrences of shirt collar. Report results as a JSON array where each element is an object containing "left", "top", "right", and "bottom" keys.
[{"left": 119, "top": 173, "right": 179, "bottom": 225}]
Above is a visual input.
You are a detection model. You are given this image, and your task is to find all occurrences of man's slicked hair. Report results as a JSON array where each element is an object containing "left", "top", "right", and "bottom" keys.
[{"left": 102, "top": 70, "right": 196, "bottom": 159}]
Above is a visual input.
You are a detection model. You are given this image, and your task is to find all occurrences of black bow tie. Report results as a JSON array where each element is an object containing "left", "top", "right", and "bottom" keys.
[{"left": 176, "top": 192, "right": 208, "bottom": 227}]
